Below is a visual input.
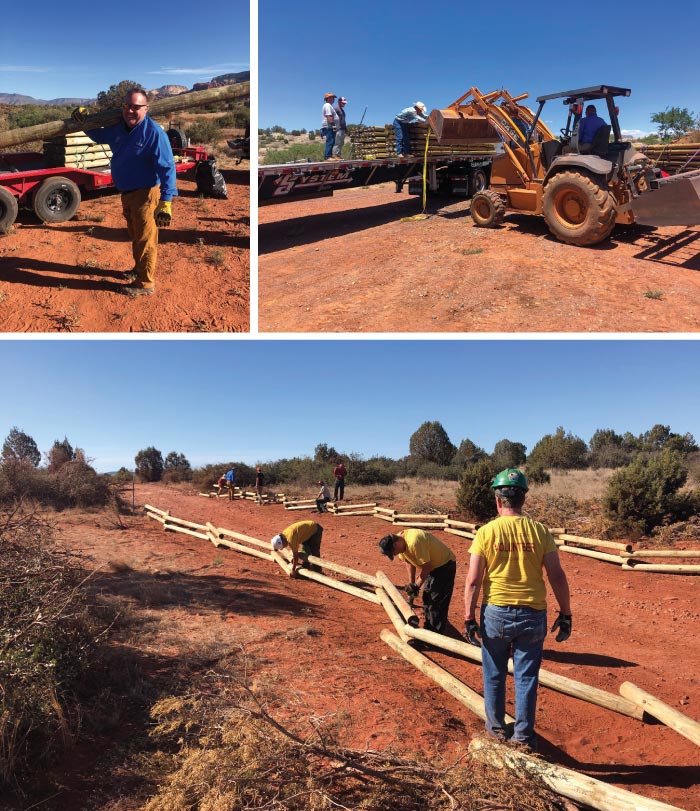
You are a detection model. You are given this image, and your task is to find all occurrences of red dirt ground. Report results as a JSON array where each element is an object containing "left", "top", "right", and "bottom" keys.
[
  {"left": 48, "top": 483, "right": 700, "bottom": 810},
  {"left": 258, "top": 185, "right": 700, "bottom": 333},
  {"left": 0, "top": 166, "right": 249, "bottom": 332}
]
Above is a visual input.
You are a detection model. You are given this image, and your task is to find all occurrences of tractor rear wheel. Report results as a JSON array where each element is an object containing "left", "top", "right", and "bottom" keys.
[
  {"left": 543, "top": 170, "right": 616, "bottom": 246},
  {"left": 0, "top": 187, "right": 19, "bottom": 232},
  {"left": 33, "top": 177, "right": 81, "bottom": 223},
  {"left": 470, "top": 190, "right": 505, "bottom": 227}
]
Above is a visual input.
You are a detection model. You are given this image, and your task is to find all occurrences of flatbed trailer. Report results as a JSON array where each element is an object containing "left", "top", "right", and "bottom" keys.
[
  {"left": 0, "top": 145, "right": 209, "bottom": 231},
  {"left": 258, "top": 153, "right": 495, "bottom": 204}
]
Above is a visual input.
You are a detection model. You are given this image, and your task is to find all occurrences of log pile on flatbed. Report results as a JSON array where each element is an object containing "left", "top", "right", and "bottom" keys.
[
  {"left": 43, "top": 131, "right": 112, "bottom": 169},
  {"left": 351, "top": 123, "right": 496, "bottom": 159},
  {"left": 640, "top": 143, "right": 700, "bottom": 174}
]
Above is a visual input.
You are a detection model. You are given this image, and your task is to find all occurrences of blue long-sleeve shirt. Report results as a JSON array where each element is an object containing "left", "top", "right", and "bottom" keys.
[
  {"left": 578, "top": 113, "right": 607, "bottom": 145},
  {"left": 394, "top": 106, "right": 427, "bottom": 124},
  {"left": 86, "top": 115, "right": 178, "bottom": 201}
]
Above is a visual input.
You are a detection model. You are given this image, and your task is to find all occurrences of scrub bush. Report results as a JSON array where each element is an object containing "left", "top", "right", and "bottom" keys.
[{"left": 456, "top": 459, "right": 497, "bottom": 521}]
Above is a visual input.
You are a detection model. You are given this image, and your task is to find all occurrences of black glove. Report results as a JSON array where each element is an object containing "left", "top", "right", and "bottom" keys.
[
  {"left": 465, "top": 619, "right": 481, "bottom": 647},
  {"left": 403, "top": 583, "right": 419, "bottom": 599},
  {"left": 551, "top": 612, "right": 572, "bottom": 642}
]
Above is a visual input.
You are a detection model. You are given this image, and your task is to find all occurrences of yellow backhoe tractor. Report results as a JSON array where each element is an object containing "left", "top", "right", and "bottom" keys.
[{"left": 429, "top": 85, "right": 700, "bottom": 246}]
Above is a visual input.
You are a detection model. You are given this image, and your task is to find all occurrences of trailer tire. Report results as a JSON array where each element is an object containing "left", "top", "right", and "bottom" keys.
[
  {"left": 33, "top": 177, "right": 81, "bottom": 223},
  {"left": 470, "top": 190, "right": 505, "bottom": 228},
  {"left": 543, "top": 170, "right": 616, "bottom": 246},
  {"left": 469, "top": 168, "right": 488, "bottom": 197},
  {"left": 0, "top": 187, "right": 19, "bottom": 232},
  {"left": 167, "top": 128, "right": 189, "bottom": 150}
]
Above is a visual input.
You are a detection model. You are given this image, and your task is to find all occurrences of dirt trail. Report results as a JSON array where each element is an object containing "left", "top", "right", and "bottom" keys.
[
  {"left": 258, "top": 184, "right": 700, "bottom": 333},
  {"left": 0, "top": 166, "right": 249, "bottom": 332},
  {"left": 48, "top": 483, "right": 700, "bottom": 811}
]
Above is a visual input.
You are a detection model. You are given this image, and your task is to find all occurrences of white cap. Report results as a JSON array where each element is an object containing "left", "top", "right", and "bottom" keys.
[
  {"left": 414, "top": 101, "right": 427, "bottom": 113},
  {"left": 271, "top": 534, "right": 285, "bottom": 551}
]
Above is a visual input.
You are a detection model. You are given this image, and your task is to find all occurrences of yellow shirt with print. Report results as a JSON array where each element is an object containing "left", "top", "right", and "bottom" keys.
[
  {"left": 469, "top": 515, "right": 557, "bottom": 610},
  {"left": 397, "top": 529, "right": 456, "bottom": 570},
  {"left": 282, "top": 520, "right": 319, "bottom": 554}
]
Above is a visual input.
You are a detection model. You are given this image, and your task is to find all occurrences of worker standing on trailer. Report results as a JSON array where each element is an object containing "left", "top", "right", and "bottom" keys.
[
  {"left": 378, "top": 529, "right": 456, "bottom": 634},
  {"left": 225, "top": 466, "right": 237, "bottom": 500},
  {"left": 271, "top": 520, "right": 323, "bottom": 576},
  {"left": 321, "top": 93, "right": 339, "bottom": 160},
  {"left": 332, "top": 96, "right": 348, "bottom": 158},
  {"left": 463, "top": 468, "right": 572, "bottom": 751},
  {"left": 392, "top": 102, "right": 428, "bottom": 158},
  {"left": 72, "top": 86, "right": 176, "bottom": 296}
]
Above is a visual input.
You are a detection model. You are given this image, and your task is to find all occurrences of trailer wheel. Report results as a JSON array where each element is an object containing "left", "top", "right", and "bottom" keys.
[
  {"left": 543, "top": 170, "right": 616, "bottom": 246},
  {"left": 0, "top": 187, "right": 19, "bottom": 232},
  {"left": 167, "top": 128, "right": 189, "bottom": 149},
  {"left": 469, "top": 168, "right": 488, "bottom": 197},
  {"left": 33, "top": 177, "right": 81, "bottom": 223},
  {"left": 470, "top": 190, "right": 505, "bottom": 228}
]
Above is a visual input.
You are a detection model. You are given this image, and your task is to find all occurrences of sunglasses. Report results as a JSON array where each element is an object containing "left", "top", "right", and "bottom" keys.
[{"left": 123, "top": 103, "right": 148, "bottom": 111}]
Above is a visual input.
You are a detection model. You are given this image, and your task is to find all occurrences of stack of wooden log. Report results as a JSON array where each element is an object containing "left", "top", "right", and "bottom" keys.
[
  {"left": 640, "top": 143, "right": 700, "bottom": 174},
  {"left": 42, "top": 131, "right": 112, "bottom": 170},
  {"left": 350, "top": 123, "right": 496, "bottom": 160}
]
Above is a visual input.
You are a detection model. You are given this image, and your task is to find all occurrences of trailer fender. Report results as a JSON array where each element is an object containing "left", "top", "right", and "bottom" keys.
[{"left": 544, "top": 155, "right": 613, "bottom": 184}]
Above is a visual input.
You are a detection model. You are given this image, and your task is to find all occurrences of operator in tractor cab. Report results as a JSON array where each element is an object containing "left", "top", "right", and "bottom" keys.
[
  {"left": 577, "top": 104, "right": 608, "bottom": 153},
  {"left": 72, "top": 87, "right": 177, "bottom": 296}
]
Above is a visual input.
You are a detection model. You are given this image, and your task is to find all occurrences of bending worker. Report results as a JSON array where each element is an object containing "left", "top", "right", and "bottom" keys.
[
  {"left": 74, "top": 86, "right": 176, "bottom": 295},
  {"left": 392, "top": 101, "right": 428, "bottom": 157},
  {"left": 379, "top": 528, "right": 456, "bottom": 634},
  {"left": 271, "top": 520, "right": 323, "bottom": 576},
  {"left": 464, "top": 468, "right": 571, "bottom": 751}
]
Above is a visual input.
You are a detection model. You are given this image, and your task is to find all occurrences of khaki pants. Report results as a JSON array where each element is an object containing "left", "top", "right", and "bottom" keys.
[{"left": 121, "top": 187, "right": 160, "bottom": 289}]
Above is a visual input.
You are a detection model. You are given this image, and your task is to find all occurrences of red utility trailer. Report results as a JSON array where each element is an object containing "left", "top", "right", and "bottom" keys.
[{"left": 0, "top": 145, "right": 208, "bottom": 231}]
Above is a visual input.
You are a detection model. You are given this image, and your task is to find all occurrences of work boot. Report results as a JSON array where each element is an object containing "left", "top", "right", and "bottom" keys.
[{"left": 123, "top": 285, "right": 155, "bottom": 296}]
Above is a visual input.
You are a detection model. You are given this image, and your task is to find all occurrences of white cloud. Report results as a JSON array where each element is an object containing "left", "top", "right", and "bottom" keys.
[
  {"left": 147, "top": 64, "right": 248, "bottom": 76},
  {"left": 0, "top": 65, "right": 49, "bottom": 73},
  {"left": 622, "top": 129, "right": 652, "bottom": 140}
]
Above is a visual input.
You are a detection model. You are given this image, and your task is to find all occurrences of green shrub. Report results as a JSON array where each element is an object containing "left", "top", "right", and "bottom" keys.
[
  {"left": 186, "top": 119, "right": 221, "bottom": 144},
  {"left": 262, "top": 143, "right": 326, "bottom": 164},
  {"left": 456, "top": 459, "right": 497, "bottom": 521},
  {"left": 528, "top": 427, "right": 588, "bottom": 470},
  {"left": 526, "top": 464, "right": 551, "bottom": 485},
  {"left": 603, "top": 450, "right": 700, "bottom": 535}
]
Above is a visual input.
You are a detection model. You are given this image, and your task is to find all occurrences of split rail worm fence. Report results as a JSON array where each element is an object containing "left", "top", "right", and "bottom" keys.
[{"left": 145, "top": 503, "right": 699, "bottom": 811}]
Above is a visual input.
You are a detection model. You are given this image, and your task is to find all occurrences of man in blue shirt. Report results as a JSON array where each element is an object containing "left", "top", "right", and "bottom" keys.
[
  {"left": 225, "top": 467, "right": 236, "bottom": 501},
  {"left": 81, "top": 87, "right": 177, "bottom": 295},
  {"left": 578, "top": 105, "right": 608, "bottom": 153},
  {"left": 393, "top": 102, "right": 428, "bottom": 157}
]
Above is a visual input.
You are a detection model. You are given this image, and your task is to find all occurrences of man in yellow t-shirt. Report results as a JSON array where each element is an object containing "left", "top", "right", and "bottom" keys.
[
  {"left": 271, "top": 520, "right": 323, "bottom": 577},
  {"left": 378, "top": 528, "right": 456, "bottom": 634},
  {"left": 464, "top": 468, "right": 571, "bottom": 750}
]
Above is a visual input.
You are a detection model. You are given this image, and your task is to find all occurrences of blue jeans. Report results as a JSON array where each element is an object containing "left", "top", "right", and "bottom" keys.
[
  {"left": 393, "top": 119, "right": 411, "bottom": 155},
  {"left": 480, "top": 604, "right": 547, "bottom": 746},
  {"left": 321, "top": 127, "right": 335, "bottom": 159}
]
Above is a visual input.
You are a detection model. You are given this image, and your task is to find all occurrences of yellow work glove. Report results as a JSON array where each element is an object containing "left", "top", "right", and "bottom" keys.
[
  {"left": 71, "top": 106, "right": 88, "bottom": 124},
  {"left": 154, "top": 200, "right": 172, "bottom": 228}
]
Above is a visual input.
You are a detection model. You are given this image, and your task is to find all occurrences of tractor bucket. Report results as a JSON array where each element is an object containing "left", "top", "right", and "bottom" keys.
[
  {"left": 428, "top": 108, "right": 501, "bottom": 145},
  {"left": 630, "top": 169, "right": 700, "bottom": 227}
]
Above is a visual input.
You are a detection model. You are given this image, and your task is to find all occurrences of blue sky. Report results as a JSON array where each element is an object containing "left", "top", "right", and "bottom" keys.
[
  {"left": 1, "top": 340, "right": 699, "bottom": 472},
  {"left": 0, "top": 0, "right": 249, "bottom": 100},
  {"left": 259, "top": 0, "right": 699, "bottom": 138}
]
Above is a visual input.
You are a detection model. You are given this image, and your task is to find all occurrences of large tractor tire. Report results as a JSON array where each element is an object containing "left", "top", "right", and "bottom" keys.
[
  {"left": 0, "top": 187, "right": 19, "bottom": 232},
  {"left": 167, "top": 128, "right": 189, "bottom": 149},
  {"left": 33, "top": 177, "right": 81, "bottom": 223},
  {"left": 542, "top": 170, "right": 616, "bottom": 246},
  {"left": 469, "top": 168, "right": 488, "bottom": 197},
  {"left": 470, "top": 189, "right": 505, "bottom": 228}
]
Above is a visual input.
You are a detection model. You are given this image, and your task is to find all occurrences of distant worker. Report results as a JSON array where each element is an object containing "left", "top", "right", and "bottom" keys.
[
  {"left": 316, "top": 480, "right": 332, "bottom": 513},
  {"left": 333, "top": 459, "right": 347, "bottom": 501},
  {"left": 255, "top": 465, "right": 265, "bottom": 504},
  {"left": 332, "top": 96, "right": 348, "bottom": 158},
  {"left": 321, "top": 92, "right": 339, "bottom": 160},
  {"left": 464, "top": 468, "right": 572, "bottom": 751},
  {"left": 578, "top": 104, "right": 608, "bottom": 153},
  {"left": 392, "top": 101, "right": 428, "bottom": 158},
  {"left": 225, "top": 466, "right": 236, "bottom": 501},
  {"left": 72, "top": 87, "right": 176, "bottom": 295},
  {"left": 270, "top": 520, "right": 323, "bottom": 576},
  {"left": 215, "top": 475, "right": 227, "bottom": 496},
  {"left": 378, "top": 529, "right": 456, "bottom": 635}
]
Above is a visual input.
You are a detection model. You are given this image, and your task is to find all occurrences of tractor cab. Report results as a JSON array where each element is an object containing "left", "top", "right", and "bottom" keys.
[{"left": 531, "top": 85, "right": 632, "bottom": 172}]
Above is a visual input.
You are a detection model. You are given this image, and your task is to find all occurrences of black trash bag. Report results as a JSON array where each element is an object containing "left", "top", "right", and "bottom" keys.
[{"left": 195, "top": 158, "right": 228, "bottom": 199}]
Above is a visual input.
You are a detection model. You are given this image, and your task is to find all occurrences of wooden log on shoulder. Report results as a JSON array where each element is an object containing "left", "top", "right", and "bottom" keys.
[
  {"left": 558, "top": 545, "right": 627, "bottom": 565},
  {"left": 404, "top": 626, "right": 644, "bottom": 721},
  {"left": 558, "top": 533, "right": 633, "bottom": 553},
  {"left": 620, "top": 681, "right": 700, "bottom": 747},
  {"left": 469, "top": 737, "right": 684, "bottom": 811},
  {"left": 0, "top": 83, "right": 251, "bottom": 149},
  {"left": 381, "top": 629, "right": 512, "bottom": 724},
  {"left": 375, "top": 570, "right": 419, "bottom": 627}
]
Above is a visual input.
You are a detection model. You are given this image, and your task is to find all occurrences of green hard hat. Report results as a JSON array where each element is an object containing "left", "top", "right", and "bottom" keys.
[{"left": 491, "top": 468, "right": 528, "bottom": 491}]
